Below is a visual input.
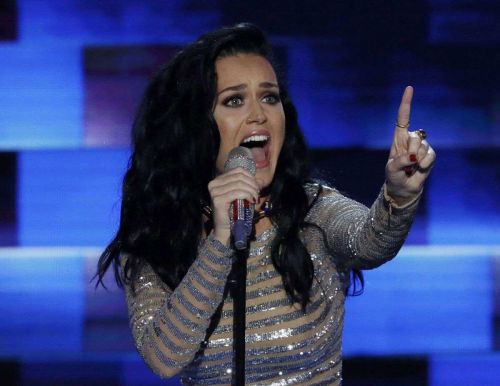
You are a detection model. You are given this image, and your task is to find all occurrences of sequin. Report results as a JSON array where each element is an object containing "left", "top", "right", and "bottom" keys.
[
  {"left": 255, "top": 226, "right": 277, "bottom": 242},
  {"left": 124, "top": 183, "right": 421, "bottom": 385}
]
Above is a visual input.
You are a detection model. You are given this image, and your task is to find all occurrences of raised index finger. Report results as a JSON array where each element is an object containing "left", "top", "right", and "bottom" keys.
[{"left": 396, "top": 86, "right": 414, "bottom": 130}]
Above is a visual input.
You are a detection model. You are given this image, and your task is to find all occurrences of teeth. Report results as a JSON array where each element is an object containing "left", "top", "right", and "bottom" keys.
[{"left": 241, "top": 135, "right": 269, "bottom": 143}]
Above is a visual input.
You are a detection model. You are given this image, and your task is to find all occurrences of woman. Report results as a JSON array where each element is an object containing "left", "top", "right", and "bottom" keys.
[{"left": 96, "top": 23, "right": 435, "bottom": 385}]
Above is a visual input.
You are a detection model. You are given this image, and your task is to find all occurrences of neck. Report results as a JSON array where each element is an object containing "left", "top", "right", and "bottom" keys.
[{"left": 254, "top": 215, "right": 273, "bottom": 236}]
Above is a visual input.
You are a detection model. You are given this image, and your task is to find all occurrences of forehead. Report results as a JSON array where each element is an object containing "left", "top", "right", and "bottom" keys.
[{"left": 214, "top": 54, "right": 277, "bottom": 88}]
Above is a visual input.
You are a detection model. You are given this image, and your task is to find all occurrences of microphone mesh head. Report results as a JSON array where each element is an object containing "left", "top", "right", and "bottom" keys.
[
  {"left": 224, "top": 147, "right": 256, "bottom": 250},
  {"left": 224, "top": 146, "right": 256, "bottom": 175}
]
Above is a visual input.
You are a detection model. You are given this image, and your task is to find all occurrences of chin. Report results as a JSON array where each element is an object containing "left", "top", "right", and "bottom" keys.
[{"left": 256, "top": 168, "right": 276, "bottom": 190}]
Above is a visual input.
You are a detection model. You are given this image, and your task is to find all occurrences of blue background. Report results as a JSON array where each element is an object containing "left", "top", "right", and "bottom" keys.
[{"left": 0, "top": 0, "right": 499, "bottom": 385}]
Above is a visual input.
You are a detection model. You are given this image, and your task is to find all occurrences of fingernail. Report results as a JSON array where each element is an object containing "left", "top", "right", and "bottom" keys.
[
  {"left": 409, "top": 154, "right": 417, "bottom": 162},
  {"left": 404, "top": 166, "right": 413, "bottom": 176}
]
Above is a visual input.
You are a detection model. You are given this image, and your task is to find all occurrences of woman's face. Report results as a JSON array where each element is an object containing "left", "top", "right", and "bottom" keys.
[{"left": 213, "top": 54, "right": 285, "bottom": 189}]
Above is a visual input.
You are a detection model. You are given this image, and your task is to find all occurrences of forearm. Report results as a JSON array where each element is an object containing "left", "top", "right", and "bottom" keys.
[
  {"left": 125, "top": 234, "right": 234, "bottom": 378},
  {"left": 347, "top": 184, "right": 421, "bottom": 269},
  {"left": 308, "top": 184, "right": 421, "bottom": 270}
]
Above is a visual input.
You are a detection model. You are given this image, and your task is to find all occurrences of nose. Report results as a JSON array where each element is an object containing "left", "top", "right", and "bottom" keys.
[{"left": 245, "top": 100, "right": 266, "bottom": 124}]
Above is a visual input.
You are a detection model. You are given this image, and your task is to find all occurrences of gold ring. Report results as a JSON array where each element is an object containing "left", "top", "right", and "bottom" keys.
[
  {"left": 416, "top": 129, "right": 427, "bottom": 140},
  {"left": 396, "top": 121, "right": 410, "bottom": 129}
]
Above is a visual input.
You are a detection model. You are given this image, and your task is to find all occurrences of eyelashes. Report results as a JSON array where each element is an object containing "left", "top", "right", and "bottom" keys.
[
  {"left": 222, "top": 92, "right": 281, "bottom": 108},
  {"left": 222, "top": 95, "right": 244, "bottom": 107},
  {"left": 262, "top": 93, "right": 280, "bottom": 104}
]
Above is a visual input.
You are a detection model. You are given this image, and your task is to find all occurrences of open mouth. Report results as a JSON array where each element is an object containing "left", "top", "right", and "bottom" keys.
[
  {"left": 240, "top": 134, "right": 270, "bottom": 168},
  {"left": 240, "top": 134, "right": 269, "bottom": 149}
]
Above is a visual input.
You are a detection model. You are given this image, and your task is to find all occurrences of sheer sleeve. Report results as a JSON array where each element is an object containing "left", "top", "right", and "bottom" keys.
[
  {"left": 306, "top": 183, "right": 422, "bottom": 270},
  {"left": 123, "top": 234, "right": 234, "bottom": 378}
]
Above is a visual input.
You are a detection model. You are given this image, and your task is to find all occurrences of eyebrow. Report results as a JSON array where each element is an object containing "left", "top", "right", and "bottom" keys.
[{"left": 217, "top": 82, "right": 279, "bottom": 96}]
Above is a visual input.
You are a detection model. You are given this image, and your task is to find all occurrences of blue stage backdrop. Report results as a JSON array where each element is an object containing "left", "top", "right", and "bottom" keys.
[{"left": 0, "top": 1, "right": 499, "bottom": 385}]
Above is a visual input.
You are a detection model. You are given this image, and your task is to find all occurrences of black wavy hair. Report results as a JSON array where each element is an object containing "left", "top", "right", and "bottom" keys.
[{"left": 95, "top": 23, "right": 363, "bottom": 310}]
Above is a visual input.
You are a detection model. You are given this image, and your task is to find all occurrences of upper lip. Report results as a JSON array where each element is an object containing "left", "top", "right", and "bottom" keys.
[{"left": 239, "top": 129, "right": 271, "bottom": 145}]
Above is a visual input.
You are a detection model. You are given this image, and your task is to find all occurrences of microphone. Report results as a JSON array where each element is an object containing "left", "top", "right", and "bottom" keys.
[{"left": 224, "top": 147, "right": 256, "bottom": 250}]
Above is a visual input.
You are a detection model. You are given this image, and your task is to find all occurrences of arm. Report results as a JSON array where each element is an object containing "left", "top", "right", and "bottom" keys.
[
  {"left": 123, "top": 234, "right": 233, "bottom": 378},
  {"left": 307, "top": 183, "right": 422, "bottom": 270},
  {"left": 311, "top": 86, "right": 434, "bottom": 270}
]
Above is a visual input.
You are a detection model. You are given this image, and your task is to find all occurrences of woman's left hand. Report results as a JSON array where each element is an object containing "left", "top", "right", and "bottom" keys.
[{"left": 385, "top": 86, "right": 436, "bottom": 206}]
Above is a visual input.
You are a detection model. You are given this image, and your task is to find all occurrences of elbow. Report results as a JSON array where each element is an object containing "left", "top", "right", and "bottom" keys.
[
  {"left": 140, "top": 347, "right": 185, "bottom": 379},
  {"left": 148, "top": 361, "right": 183, "bottom": 380},
  {"left": 137, "top": 337, "right": 192, "bottom": 379},
  {"left": 361, "top": 252, "right": 397, "bottom": 270},
  {"left": 358, "top": 254, "right": 395, "bottom": 270},
  {"left": 348, "top": 246, "right": 398, "bottom": 270}
]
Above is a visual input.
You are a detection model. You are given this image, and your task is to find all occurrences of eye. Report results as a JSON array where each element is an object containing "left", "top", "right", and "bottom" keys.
[
  {"left": 223, "top": 95, "right": 244, "bottom": 107},
  {"left": 262, "top": 93, "right": 280, "bottom": 105}
]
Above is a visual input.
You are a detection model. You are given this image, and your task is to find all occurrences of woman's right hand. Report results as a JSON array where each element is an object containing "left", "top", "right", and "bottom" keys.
[{"left": 207, "top": 168, "right": 261, "bottom": 246}]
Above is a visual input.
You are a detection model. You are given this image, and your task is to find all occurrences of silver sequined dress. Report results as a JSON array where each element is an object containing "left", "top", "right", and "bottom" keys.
[{"left": 124, "top": 184, "right": 421, "bottom": 385}]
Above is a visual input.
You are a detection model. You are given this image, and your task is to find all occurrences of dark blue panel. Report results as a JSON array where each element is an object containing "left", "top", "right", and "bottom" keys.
[
  {"left": 84, "top": 45, "right": 181, "bottom": 146},
  {"left": 0, "top": 152, "right": 16, "bottom": 245},
  {"left": 429, "top": 0, "right": 500, "bottom": 44},
  {"left": 343, "top": 356, "right": 428, "bottom": 386},
  {"left": 0, "top": 0, "right": 17, "bottom": 41}
]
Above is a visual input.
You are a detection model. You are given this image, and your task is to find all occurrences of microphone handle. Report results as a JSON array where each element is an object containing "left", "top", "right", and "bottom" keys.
[{"left": 231, "top": 198, "right": 253, "bottom": 250}]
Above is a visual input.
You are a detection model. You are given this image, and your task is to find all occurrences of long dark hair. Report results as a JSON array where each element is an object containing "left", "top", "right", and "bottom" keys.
[{"left": 95, "top": 23, "right": 363, "bottom": 310}]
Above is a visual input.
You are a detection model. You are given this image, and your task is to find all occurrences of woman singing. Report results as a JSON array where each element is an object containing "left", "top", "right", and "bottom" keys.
[{"left": 96, "top": 23, "right": 435, "bottom": 385}]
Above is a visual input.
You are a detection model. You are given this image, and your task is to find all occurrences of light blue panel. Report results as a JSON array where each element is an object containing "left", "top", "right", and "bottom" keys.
[
  {"left": 343, "top": 248, "right": 492, "bottom": 355},
  {"left": 18, "top": 0, "right": 220, "bottom": 45},
  {"left": 428, "top": 151, "right": 500, "bottom": 244},
  {"left": 0, "top": 254, "right": 83, "bottom": 356},
  {"left": 0, "top": 44, "right": 82, "bottom": 149},
  {"left": 430, "top": 353, "right": 500, "bottom": 386},
  {"left": 18, "top": 149, "right": 130, "bottom": 245}
]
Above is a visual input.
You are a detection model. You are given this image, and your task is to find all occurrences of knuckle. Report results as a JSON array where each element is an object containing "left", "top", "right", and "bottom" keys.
[
  {"left": 209, "top": 185, "right": 221, "bottom": 195},
  {"left": 234, "top": 167, "right": 247, "bottom": 174}
]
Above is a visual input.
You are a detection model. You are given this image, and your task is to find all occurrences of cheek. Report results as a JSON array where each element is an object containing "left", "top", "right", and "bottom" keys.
[
  {"left": 214, "top": 111, "right": 239, "bottom": 141},
  {"left": 214, "top": 121, "right": 235, "bottom": 172},
  {"left": 215, "top": 132, "right": 228, "bottom": 171},
  {"left": 216, "top": 124, "right": 234, "bottom": 156},
  {"left": 274, "top": 113, "right": 286, "bottom": 149},
  {"left": 215, "top": 112, "right": 244, "bottom": 148}
]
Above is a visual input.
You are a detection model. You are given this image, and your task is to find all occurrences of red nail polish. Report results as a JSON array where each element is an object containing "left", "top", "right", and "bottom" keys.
[
  {"left": 404, "top": 166, "right": 413, "bottom": 176},
  {"left": 409, "top": 154, "right": 417, "bottom": 162}
]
